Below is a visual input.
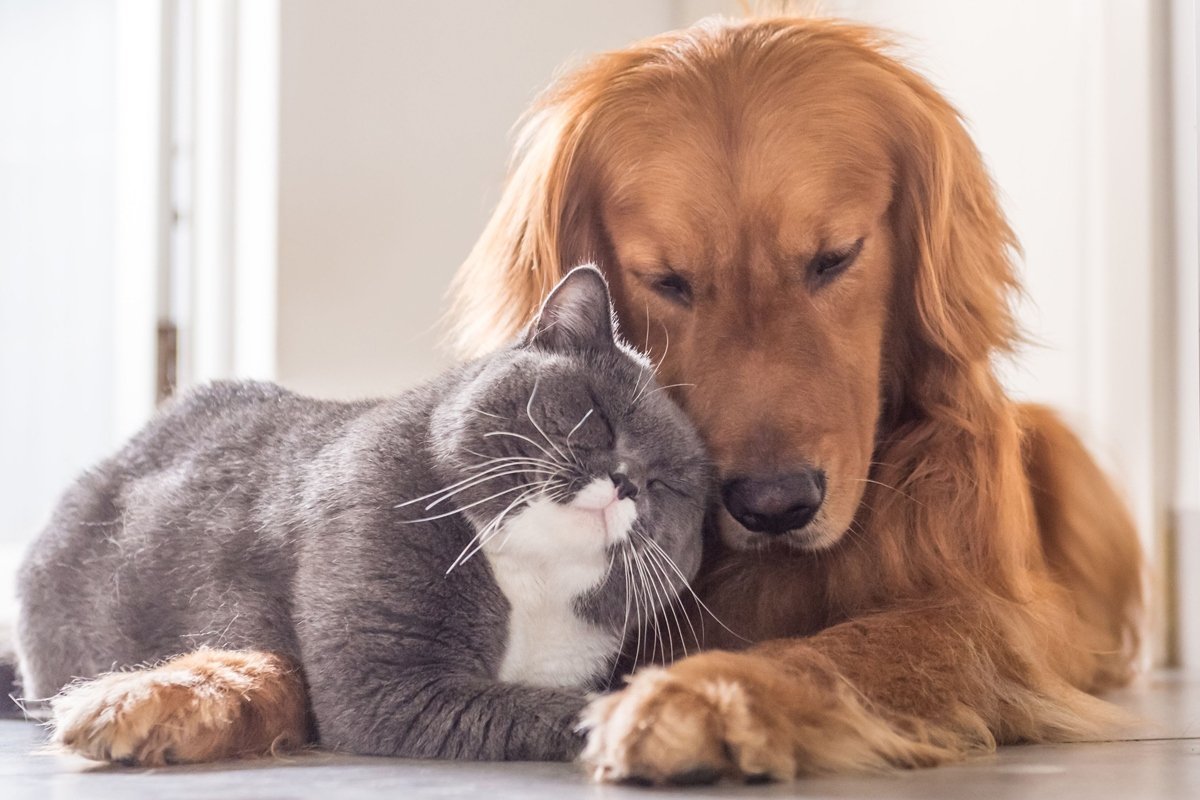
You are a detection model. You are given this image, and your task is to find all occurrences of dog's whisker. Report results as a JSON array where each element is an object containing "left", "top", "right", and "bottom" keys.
[{"left": 854, "top": 477, "right": 925, "bottom": 507}]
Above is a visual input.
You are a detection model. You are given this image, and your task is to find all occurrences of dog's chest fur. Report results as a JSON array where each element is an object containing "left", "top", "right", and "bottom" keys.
[{"left": 482, "top": 494, "right": 623, "bottom": 688}]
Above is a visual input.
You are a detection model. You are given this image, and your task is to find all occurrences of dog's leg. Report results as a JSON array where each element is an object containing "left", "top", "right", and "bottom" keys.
[
  {"left": 51, "top": 648, "right": 309, "bottom": 766},
  {"left": 581, "top": 601, "right": 1129, "bottom": 784}
]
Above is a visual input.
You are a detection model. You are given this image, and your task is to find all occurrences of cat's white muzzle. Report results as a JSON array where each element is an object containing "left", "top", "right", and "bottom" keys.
[{"left": 570, "top": 477, "right": 638, "bottom": 546}]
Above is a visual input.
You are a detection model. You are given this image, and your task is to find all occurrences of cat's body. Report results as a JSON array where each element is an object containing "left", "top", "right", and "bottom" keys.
[{"left": 16, "top": 268, "right": 710, "bottom": 761}]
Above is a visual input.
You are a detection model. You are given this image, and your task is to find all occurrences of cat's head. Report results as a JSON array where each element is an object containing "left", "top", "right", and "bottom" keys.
[{"left": 429, "top": 266, "right": 711, "bottom": 626}]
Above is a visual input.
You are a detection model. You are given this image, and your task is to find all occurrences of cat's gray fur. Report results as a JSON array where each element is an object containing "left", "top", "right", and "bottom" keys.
[{"left": 15, "top": 267, "right": 710, "bottom": 760}]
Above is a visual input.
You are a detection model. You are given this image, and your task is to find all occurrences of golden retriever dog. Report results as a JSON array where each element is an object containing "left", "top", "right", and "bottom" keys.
[
  {"left": 31, "top": 16, "right": 1141, "bottom": 783},
  {"left": 451, "top": 15, "right": 1144, "bottom": 783}
]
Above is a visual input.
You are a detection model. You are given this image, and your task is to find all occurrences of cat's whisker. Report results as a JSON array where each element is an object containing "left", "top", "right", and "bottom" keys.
[
  {"left": 641, "top": 533, "right": 689, "bottom": 661},
  {"left": 627, "top": 542, "right": 666, "bottom": 666},
  {"left": 633, "top": 535, "right": 674, "bottom": 663},
  {"left": 637, "top": 532, "right": 693, "bottom": 660},
  {"left": 625, "top": 541, "right": 647, "bottom": 671},
  {"left": 636, "top": 383, "right": 696, "bottom": 405},
  {"left": 404, "top": 480, "right": 552, "bottom": 525},
  {"left": 642, "top": 302, "right": 651, "bottom": 356},
  {"left": 422, "top": 467, "right": 556, "bottom": 511},
  {"left": 624, "top": 543, "right": 648, "bottom": 665},
  {"left": 465, "top": 454, "right": 563, "bottom": 472},
  {"left": 405, "top": 468, "right": 552, "bottom": 516},
  {"left": 481, "top": 430, "right": 566, "bottom": 466},
  {"left": 393, "top": 459, "right": 556, "bottom": 509},
  {"left": 459, "top": 448, "right": 562, "bottom": 472},
  {"left": 656, "top": 321, "right": 670, "bottom": 373},
  {"left": 607, "top": 545, "right": 635, "bottom": 687},
  {"left": 565, "top": 408, "right": 593, "bottom": 442},
  {"left": 631, "top": 322, "right": 672, "bottom": 407},
  {"left": 561, "top": 408, "right": 593, "bottom": 470},
  {"left": 525, "top": 379, "right": 572, "bottom": 466},
  {"left": 466, "top": 476, "right": 569, "bottom": 560},
  {"left": 642, "top": 534, "right": 750, "bottom": 645},
  {"left": 492, "top": 480, "right": 572, "bottom": 552},
  {"left": 661, "top": 551, "right": 699, "bottom": 657},
  {"left": 635, "top": 536, "right": 676, "bottom": 663},
  {"left": 446, "top": 481, "right": 557, "bottom": 573}
]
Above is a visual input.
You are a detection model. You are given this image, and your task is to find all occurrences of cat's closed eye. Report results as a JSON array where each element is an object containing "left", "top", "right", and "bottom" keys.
[
  {"left": 568, "top": 403, "right": 614, "bottom": 449},
  {"left": 647, "top": 477, "right": 686, "bottom": 496}
]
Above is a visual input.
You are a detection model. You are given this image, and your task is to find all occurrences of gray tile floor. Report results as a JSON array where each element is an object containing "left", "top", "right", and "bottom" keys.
[{"left": 2, "top": 673, "right": 1198, "bottom": 799}]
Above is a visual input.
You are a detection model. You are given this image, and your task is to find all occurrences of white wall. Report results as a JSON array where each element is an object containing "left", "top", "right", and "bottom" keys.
[
  {"left": 273, "top": 0, "right": 685, "bottom": 399},
  {"left": 1169, "top": 0, "right": 1200, "bottom": 668},
  {"left": 0, "top": 0, "right": 119, "bottom": 611}
]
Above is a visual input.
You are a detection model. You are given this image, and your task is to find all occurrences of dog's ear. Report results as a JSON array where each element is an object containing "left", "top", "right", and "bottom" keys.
[
  {"left": 522, "top": 265, "right": 615, "bottom": 352},
  {"left": 449, "top": 89, "right": 603, "bottom": 358},
  {"left": 889, "top": 70, "right": 1021, "bottom": 372}
]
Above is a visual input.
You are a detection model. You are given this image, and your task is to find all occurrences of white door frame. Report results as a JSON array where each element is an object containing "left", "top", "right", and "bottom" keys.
[{"left": 1168, "top": 0, "right": 1199, "bottom": 669}]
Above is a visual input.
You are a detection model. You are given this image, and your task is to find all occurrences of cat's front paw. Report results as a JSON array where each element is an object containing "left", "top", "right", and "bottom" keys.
[{"left": 51, "top": 648, "right": 307, "bottom": 766}]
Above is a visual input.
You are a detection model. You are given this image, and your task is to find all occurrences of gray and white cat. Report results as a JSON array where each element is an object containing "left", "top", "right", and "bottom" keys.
[{"left": 15, "top": 266, "right": 710, "bottom": 761}]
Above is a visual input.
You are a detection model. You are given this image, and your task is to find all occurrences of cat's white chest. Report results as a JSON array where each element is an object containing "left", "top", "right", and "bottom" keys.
[{"left": 481, "top": 481, "right": 635, "bottom": 688}]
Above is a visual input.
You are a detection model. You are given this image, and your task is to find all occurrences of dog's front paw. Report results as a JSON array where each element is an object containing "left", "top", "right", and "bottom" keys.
[
  {"left": 579, "top": 658, "right": 797, "bottom": 785},
  {"left": 52, "top": 663, "right": 246, "bottom": 765},
  {"left": 50, "top": 648, "right": 306, "bottom": 766},
  {"left": 580, "top": 650, "right": 964, "bottom": 785}
]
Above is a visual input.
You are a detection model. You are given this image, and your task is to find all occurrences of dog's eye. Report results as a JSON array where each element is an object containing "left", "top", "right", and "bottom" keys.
[
  {"left": 809, "top": 238, "right": 865, "bottom": 284},
  {"left": 650, "top": 273, "right": 693, "bottom": 305}
]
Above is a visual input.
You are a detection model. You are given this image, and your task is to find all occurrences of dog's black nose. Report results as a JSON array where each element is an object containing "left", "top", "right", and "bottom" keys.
[{"left": 721, "top": 470, "right": 826, "bottom": 534}]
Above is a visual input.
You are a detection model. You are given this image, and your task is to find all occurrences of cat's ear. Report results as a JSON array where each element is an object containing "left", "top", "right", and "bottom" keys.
[{"left": 522, "top": 265, "right": 616, "bottom": 352}]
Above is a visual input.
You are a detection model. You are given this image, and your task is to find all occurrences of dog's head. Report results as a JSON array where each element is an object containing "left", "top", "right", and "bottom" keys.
[{"left": 453, "top": 18, "right": 1019, "bottom": 552}]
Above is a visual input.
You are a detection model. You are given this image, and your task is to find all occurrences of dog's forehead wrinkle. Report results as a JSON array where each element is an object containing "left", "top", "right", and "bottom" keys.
[{"left": 605, "top": 159, "right": 883, "bottom": 292}]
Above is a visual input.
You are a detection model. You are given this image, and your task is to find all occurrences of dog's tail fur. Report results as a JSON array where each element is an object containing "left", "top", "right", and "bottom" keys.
[{"left": 1020, "top": 403, "right": 1145, "bottom": 691}]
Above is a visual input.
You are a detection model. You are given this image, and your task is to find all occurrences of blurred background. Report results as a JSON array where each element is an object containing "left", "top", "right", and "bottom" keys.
[{"left": 0, "top": 0, "right": 1196, "bottom": 667}]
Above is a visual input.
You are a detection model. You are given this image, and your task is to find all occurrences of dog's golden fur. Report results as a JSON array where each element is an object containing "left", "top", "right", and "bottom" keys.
[
  {"left": 454, "top": 16, "right": 1144, "bottom": 782},
  {"left": 50, "top": 649, "right": 307, "bottom": 766},
  {"left": 46, "top": 16, "right": 1143, "bottom": 778}
]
